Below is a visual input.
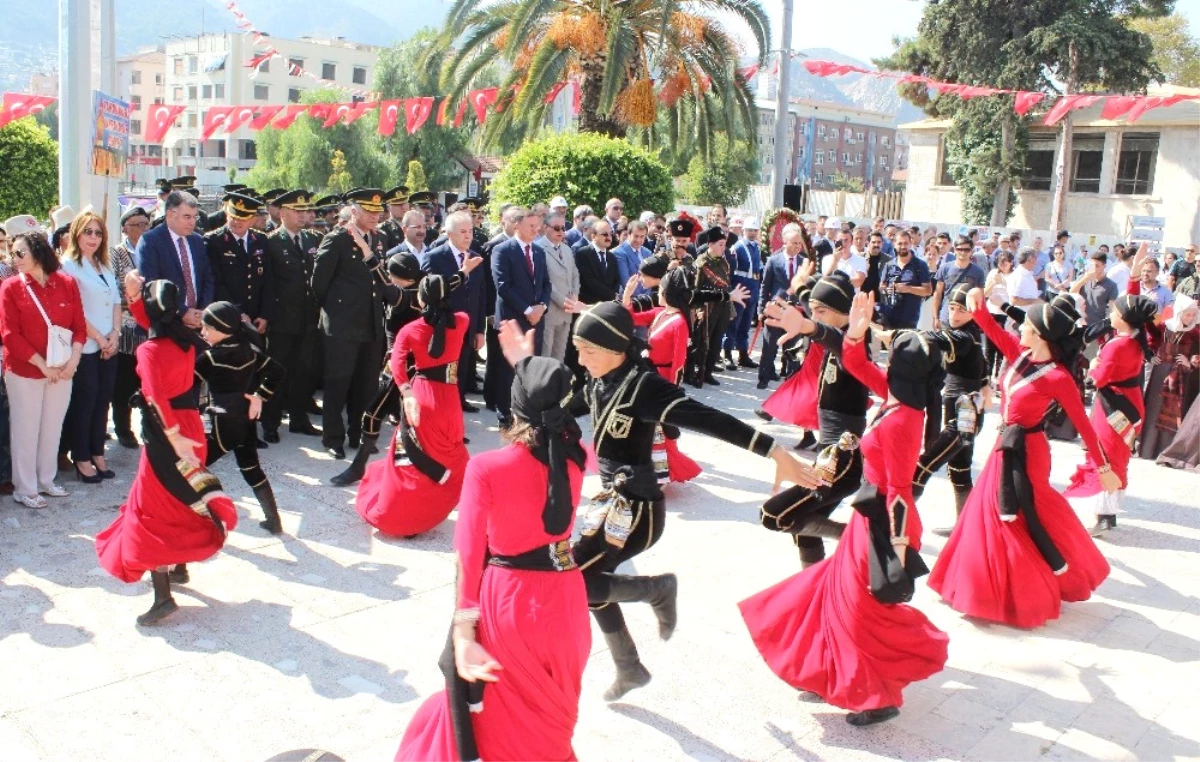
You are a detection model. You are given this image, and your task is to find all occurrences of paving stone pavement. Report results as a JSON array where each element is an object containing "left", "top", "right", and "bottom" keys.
[{"left": 1, "top": 361, "right": 1198, "bottom": 761}]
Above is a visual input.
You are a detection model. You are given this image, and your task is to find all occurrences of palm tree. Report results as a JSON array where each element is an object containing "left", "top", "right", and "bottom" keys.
[{"left": 430, "top": 0, "right": 770, "bottom": 152}]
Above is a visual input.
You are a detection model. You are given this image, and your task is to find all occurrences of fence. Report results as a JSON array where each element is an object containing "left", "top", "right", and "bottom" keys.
[{"left": 734, "top": 185, "right": 904, "bottom": 221}]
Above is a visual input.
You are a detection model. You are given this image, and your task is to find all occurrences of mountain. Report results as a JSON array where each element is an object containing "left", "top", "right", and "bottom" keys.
[
  {"left": 762, "top": 47, "right": 927, "bottom": 126},
  {"left": 0, "top": 0, "right": 447, "bottom": 92}
]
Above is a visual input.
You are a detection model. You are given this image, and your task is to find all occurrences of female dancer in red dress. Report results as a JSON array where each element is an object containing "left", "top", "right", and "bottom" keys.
[
  {"left": 1066, "top": 295, "right": 1158, "bottom": 536},
  {"left": 929, "top": 291, "right": 1121, "bottom": 629},
  {"left": 741, "top": 292, "right": 949, "bottom": 726},
  {"left": 757, "top": 269, "right": 824, "bottom": 450},
  {"left": 356, "top": 274, "right": 470, "bottom": 537},
  {"left": 397, "top": 356, "right": 588, "bottom": 762},
  {"left": 95, "top": 279, "right": 238, "bottom": 626}
]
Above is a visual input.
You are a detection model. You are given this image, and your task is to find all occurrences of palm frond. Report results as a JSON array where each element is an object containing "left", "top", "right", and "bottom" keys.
[
  {"left": 514, "top": 39, "right": 571, "bottom": 113},
  {"left": 694, "top": 0, "right": 771, "bottom": 64},
  {"left": 598, "top": 8, "right": 638, "bottom": 114},
  {"left": 504, "top": 0, "right": 560, "bottom": 59}
]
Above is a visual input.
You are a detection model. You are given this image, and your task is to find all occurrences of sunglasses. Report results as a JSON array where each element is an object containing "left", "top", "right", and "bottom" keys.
[
  {"left": 12, "top": 248, "right": 27, "bottom": 259},
  {"left": 595, "top": 232, "right": 612, "bottom": 237},
  {"left": 81, "top": 228, "right": 103, "bottom": 237},
  {"left": 548, "top": 225, "right": 566, "bottom": 232},
  {"left": 955, "top": 246, "right": 972, "bottom": 252}
]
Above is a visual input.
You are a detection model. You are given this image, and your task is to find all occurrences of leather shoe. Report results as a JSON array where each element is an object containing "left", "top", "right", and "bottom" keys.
[
  {"left": 756, "top": 380, "right": 769, "bottom": 390},
  {"left": 256, "top": 438, "right": 269, "bottom": 449},
  {"left": 116, "top": 431, "right": 140, "bottom": 449},
  {"left": 461, "top": 400, "right": 479, "bottom": 413},
  {"left": 289, "top": 422, "right": 321, "bottom": 436},
  {"left": 738, "top": 353, "right": 758, "bottom": 368},
  {"left": 754, "top": 407, "right": 773, "bottom": 422},
  {"left": 263, "top": 430, "right": 281, "bottom": 444},
  {"left": 325, "top": 446, "right": 346, "bottom": 459},
  {"left": 704, "top": 375, "right": 720, "bottom": 386},
  {"left": 497, "top": 413, "right": 513, "bottom": 430},
  {"left": 307, "top": 399, "right": 322, "bottom": 416}
]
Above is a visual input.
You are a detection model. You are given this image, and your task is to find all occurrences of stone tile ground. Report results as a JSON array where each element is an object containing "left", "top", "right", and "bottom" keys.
[{"left": 1, "top": 364, "right": 1197, "bottom": 761}]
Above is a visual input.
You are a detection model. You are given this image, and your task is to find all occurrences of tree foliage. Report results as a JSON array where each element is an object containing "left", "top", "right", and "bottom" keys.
[
  {"left": 880, "top": 0, "right": 1168, "bottom": 224},
  {"left": 1127, "top": 14, "right": 1200, "bottom": 86},
  {"left": 828, "top": 172, "right": 865, "bottom": 194},
  {"left": 490, "top": 132, "right": 673, "bottom": 216},
  {"left": 678, "top": 133, "right": 758, "bottom": 206},
  {"left": 428, "top": 0, "right": 767, "bottom": 151},
  {"left": 328, "top": 149, "right": 352, "bottom": 194},
  {"left": 245, "top": 89, "right": 390, "bottom": 193},
  {"left": 0, "top": 118, "right": 58, "bottom": 220},
  {"left": 405, "top": 159, "right": 428, "bottom": 192}
]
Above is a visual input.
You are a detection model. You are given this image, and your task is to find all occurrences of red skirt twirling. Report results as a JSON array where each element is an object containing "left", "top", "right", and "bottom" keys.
[
  {"left": 738, "top": 512, "right": 948, "bottom": 712},
  {"left": 1066, "top": 403, "right": 1134, "bottom": 498},
  {"left": 396, "top": 567, "right": 591, "bottom": 761},
  {"left": 761, "top": 343, "right": 823, "bottom": 430},
  {"left": 928, "top": 430, "right": 1110, "bottom": 628}
]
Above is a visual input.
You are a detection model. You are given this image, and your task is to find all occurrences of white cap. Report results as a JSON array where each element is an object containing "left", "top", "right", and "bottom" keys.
[
  {"left": 638, "top": 211, "right": 656, "bottom": 223},
  {"left": 549, "top": 195, "right": 568, "bottom": 209},
  {"left": 825, "top": 217, "right": 840, "bottom": 228},
  {"left": 3, "top": 215, "right": 40, "bottom": 237},
  {"left": 729, "top": 215, "right": 744, "bottom": 227},
  {"left": 50, "top": 205, "right": 76, "bottom": 231},
  {"left": 743, "top": 216, "right": 761, "bottom": 230}
]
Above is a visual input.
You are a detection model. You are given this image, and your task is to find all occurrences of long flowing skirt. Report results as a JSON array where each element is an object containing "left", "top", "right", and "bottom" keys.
[
  {"left": 761, "top": 343, "right": 823, "bottom": 430},
  {"left": 928, "top": 430, "right": 1110, "bottom": 629},
  {"left": 1157, "top": 398, "right": 1200, "bottom": 471},
  {"left": 1066, "top": 400, "right": 1135, "bottom": 499},
  {"left": 739, "top": 512, "right": 948, "bottom": 712},
  {"left": 396, "top": 567, "right": 591, "bottom": 761}
]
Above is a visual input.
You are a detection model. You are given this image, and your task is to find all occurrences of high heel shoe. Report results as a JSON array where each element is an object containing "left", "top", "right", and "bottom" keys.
[
  {"left": 91, "top": 459, "right": 115, "bottom": 479},
  {"left": 73, "top": 462, "right": 103, "bottom": 484}
]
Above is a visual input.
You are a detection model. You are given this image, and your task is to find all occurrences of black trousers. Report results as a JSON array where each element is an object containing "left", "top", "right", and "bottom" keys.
[
  {"left": 264, "top": 329, "right": 317, "bottom": 432},
  {"left": 687, "top": 313, "right": 707, "bottom": 381},
  {"left": 361, "top": 372, "right": 400, "bottom": 438},
  {"left": 491, "top": 322, "right": 543, "bottom": 416},
  {"left": 111, "top": 351, "right": 142, "bottom": 436},
  {"left": 206, "top": 413, "right": 267, "bottom": 490},
  {"left": 482, "top": 324, "right": 504, "bottom": 408},
  {"left": 67, "top": 352, "right": 118, "bottom": 463},
  {"left": 457, "top": 329, "right": 477, "bottom": 401},
  {"left": 758, "top": 326, "right": 797, "bottom": 384},
  {"left": 914, "top": 396, "right": 980, "bottom": 494},
  {"left": 704, "top": 306, "right": 731, "bottom": 374},
  {"left": 797, "top": 410, "right": 867, "bottom": 564},
  {"left": 574, "top": 496, "right": 667, "bottom": 635},
  {"left": 322, "top": 336, "right": 382, "bottom": 448}
]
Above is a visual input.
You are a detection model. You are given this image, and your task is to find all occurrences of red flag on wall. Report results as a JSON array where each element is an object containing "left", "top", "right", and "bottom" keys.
[
  {"left": 405, "top": 97, "right": 434, "bottom": 134},
  {"left": 378, "top": 100, "right": 401, "bottom": 136},
  {"left": 248, "top": 105, "right": 283, "bottom": 130},
  {"left": 323, "top": 103, "right": 354, "bottom": 128},
  {"left": 201, "top": 106, "right": 234, "bottom": 141},
  {"left": 143, "top": 104, "right": 186, "bottom": 143},
  {"left": 271, "top": 104, "right": 309, "bottom": 129}
]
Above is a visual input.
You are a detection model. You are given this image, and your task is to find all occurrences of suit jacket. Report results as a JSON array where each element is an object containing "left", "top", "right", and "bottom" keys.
[
  {"left": 537, "top": 236, "right": 579, "bottom": 325},
  {"left": 612, "top": 242, "right": 644, "bottom": 285},
  {"left": 419, "top": 244, "right": 485, "bottom": 335},
  {"left": 575, "top": 245, "right": 621, "bottom": 304},
  {"left": 491, "top": 237, "right": 551, "bottom": 328},
  {"left": 760, "top": 251, "right": 808, "bottom": 315},
  {"left": 480, "top": 232, "right": 508, "bottom": 325},
  {"left": 311, "top": 226, "right": 399, "bottom": 342},
  {"left": 377, "top": 216, "right": 405, "bottom": 252},
  {"left": 266, "top": 227, "right": 320, "bottom": 335},
  {"left": 205, "top": 226, "right": 273, "bottom": 321},
  {"left": 134, "top": 223, "right": 214, "bottom": 316}
]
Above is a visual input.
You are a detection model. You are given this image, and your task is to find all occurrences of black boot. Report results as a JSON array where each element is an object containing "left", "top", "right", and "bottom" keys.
[
  {"left": 933, "top": 490, "right": 970, "bottom": 538},
  {"left": 723, "top": 349, "right": 736, "bottom": 368},
  {"left": 254, "top": 483, "right": 283, "bottom": 535},
  {"left": 1090, "top": 514, "right": 1117, "bottom": 538},
  {"left": 603, "top": 574, "right": 679, "bottom": 640},
  {"left": 798, "top": 543, "right": 826, "bottom": 570},
  {"left": 168, "top": 563, "right": 189, "bottom": 584},
  {"left": 137, "top": 570, "right": 178, "bottom": 626},
  {"left": 801, "top": 517, "right": 846, "bottom": 539},
  {"left": 601, "top": 627, "right": 652, "bottom": 701},
  {"left": 847, "top": 706, "right": 899, "bottom": 726},
  {"left": 329, "top": 433, "right": 378, "bottom": 487},
  {"left": 738, "top": 352, "right": 758, "bottom": 368}
]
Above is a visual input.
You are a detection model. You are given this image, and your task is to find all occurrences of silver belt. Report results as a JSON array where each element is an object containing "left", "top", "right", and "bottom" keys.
[{"left": 734, "top": 270, "right": 753, "bottom": 277}]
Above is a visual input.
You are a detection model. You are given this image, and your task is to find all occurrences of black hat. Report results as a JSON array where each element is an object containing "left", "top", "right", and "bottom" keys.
[
  {"left": 460, "top": 196, "right": 484, "bottom": 212},
  {"left": 418, "top": 273, "right": 452, "bottom": 358},
  {"left": 274, "top": 189, "right": 314, "bottom": 211},
  {"left": 387, "top": 251, "right": 422, "bottom": 282},
  {"left": 948, "top": 282, "right": 972, "bottom": 309},
  {"left": 142, "top": 279, "right": 181, "bottom": 325},
  {"left": 120, "top": 206, "right": 151, "bottom": 225},
  {"left": 573, "top": 301, "right": 633, "bottom": 354},
  {"left": 156, "top": 178, "right": 172, "bottom": 194},
  {"left": 314, "top": 195, "right": 340, "bottom": 211},
  {"left": 342, "top": 187, "right": 387, "bottom": 213},
  {"left": 1029, "top": 293, "right": 1083, "bottom": 344},
  {"left": 809, "top": 271, "right": 854, "bottom": 315},
  {"left": 698, "top": 225, "right": 724, "bottom": 246},
  {"left": 384, "top": 185, "right": 410, "bottom": 205},
  {"left": 795, "top": 274, "right": 821, "bottom": 306},
  {"left": 223, "top": 183, "right": 248, "bottom": 193},
  {"left": 201, "top": 301, "right": 243, "bottom": 333},
  {"left": 639, "top": 255, "right": 669, "bottom": 279},
  {"left": 170, "top": 175, "right": 197, "bottom": 190},
  {"left": 725, "top": 232, "right": 739, "bottom": 249},
  {"left": 669, "top": 218, "right": 696, "bottom": 238},
  {"left": 660, "top": 267, "right": 692, "bottom": 311},
  {"left": 408, "top": 190, "right": 435, "bottom": 206},
  {"left": 224, "top": 192, "right": 265, "bottom": 220},
  {"left": 1114, "top": 294, "right": 1158, "bottom": 328},
  {"left": 261, "top": 188, "right": 288, "bottom": 205},
  {"left": 1057, "top": 229, "right": 1070, "bottom": 240},
  {"left": 888, "top": 331, "right": 942, "bottom": 410}
]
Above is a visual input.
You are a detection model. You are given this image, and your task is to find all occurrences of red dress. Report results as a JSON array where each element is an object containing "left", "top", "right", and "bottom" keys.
[
  {"left": 396, "top": 445, "right": 589, "bottom": 761},
  {"left": 928, "top": 304, "right": 1111, "bottom": 628},
  {"left": 739, "top": 340, "right": 949, "bottom": 712},
  {"left": 1066, "top": 334, "right": 1145, "bottom": 497},
  {"left": 95, "top": 302, "right": 237, "bottom": 582},
  {"left": 761, "top": 341, "right": 824, "bottom": 430},
  {"left": 356, "top": 313, "right": 471, "bottom": 537},
  {"left": 630, "top": 306, "right": 701, "bottom": 483}
]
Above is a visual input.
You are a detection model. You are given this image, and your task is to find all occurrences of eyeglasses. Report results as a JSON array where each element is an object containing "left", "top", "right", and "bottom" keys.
[
  {"left": 81, "top": 228, "right": 103, "bottom": 237},
  {"left": 12, "top": 248, "right": 27, "bottom": 259},
  {"left": 548, "top": 225, "right": 566, "bottom": 232},
  {"left": 955, "top": 246, "right": 972, "bottom": 252},
  {"left": 594, "top": 232, "right": 612, "bottom": 238},
  {"left": 125, "top": 220, "right": 149, "bottom": 229},
  {"left": 610, "top": 206, "right": 624, "bottom": 211}
]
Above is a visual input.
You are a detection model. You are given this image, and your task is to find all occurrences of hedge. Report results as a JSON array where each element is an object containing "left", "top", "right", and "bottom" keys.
[{"left": 0, "top": 118, "right": 58, "bottom": 221}]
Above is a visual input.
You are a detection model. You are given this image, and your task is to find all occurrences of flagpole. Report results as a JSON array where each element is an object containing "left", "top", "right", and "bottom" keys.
[{"left": 770, "top": 0, "right": 794, "bottom": 209}]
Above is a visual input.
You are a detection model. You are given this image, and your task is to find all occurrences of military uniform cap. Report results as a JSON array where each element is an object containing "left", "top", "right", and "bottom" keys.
[
  {"left": 669, "top": 218, "right": 696, "bottom": 238},
  {"left": 343, "top": 187, "right": 387, "bottom": 213},
  {"left": 385, "top": 185, "right": 411, "bottom": 205},
  {"left": 274, "top": 189, "right": 315, "bottom": 211},
  {"left": 408, "top": 190, "right": 435, "bottom": 206},
  {"left": 225, "top": 192, "right": 265, "bottom": 220},
  {"left": 261, "top": 188, "right": 288, "bottom": 205}
]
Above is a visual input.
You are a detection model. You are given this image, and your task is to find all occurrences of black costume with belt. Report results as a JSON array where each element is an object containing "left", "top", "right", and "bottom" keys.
[
  {"left": 205, "top": 226, "right": 274, "bottom": 323},
  {"left": 263, "top": 226, "right": 322, "bottom": 434}
]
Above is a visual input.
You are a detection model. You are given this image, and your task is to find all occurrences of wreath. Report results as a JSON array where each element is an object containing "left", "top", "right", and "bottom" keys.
[{"left": 762, "top": 207, "right": 803, "bottom": 253}]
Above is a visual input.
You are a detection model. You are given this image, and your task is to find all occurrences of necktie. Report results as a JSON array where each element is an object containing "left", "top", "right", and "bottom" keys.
[
  {"left": 599, "top": 249, "right": 607, "bottom": 273},
  {"left": 524, "top": 244, "right": 534, "bottom": 276},
  {"left": 292, "top": 233, "right": 300, "bottom": 250},
  {"left": 177, "top": 235, "right": 196, "bottom": 308},
  {"left": 455, "top": 249, "right": 463, "bottom": 268},
  {"left": 788, "top": 256, "right": 795, "bottom": 280}
]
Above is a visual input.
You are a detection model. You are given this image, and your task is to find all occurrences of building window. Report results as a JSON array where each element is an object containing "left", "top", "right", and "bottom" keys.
[
  {"left": 254, "top": 84, "right": 269, "bottom": 100},
  {"left": 1069, "top": 134, "right": 1105, "bottom": 193},
  {"left": 259, "top": 58, "right": 270, "bottom": 74},
  {"left": 322, "top": 62, "right": 337, "bottom": 80},
  {"left": 241, "top": 140, "right": 257, "bottom": 160},
  {"left": 202, "top": 84, "right": 212, "bottom": 99},
  {"left": 351, "top": 94, "right": 365, "bottom": 104},
  {"left": 188, "top": 56, "right": 198, "bottom": 74},
  {"left": 1115, "top": 132, "right": 1158, "bottom": 195},
  {"left": 856, "top": 130, "right": 864, "bottom": 141},
  {"left": 353, "top": 66, "right": 367, "bottom": 85},
  {"left": 937, "top": 135, "right": 956, "bottom": 187},
  {"left": 153, "top": 97, "right": 163, "bottom": 105},
  {"left": 817, "top": 124, "right": 826, "bottom": 138},
  {"left": 188, "top": 85, "right": 197, "bottom": 100},
  {"left": 155, "top": 73, "right": 163, "bottom": 85},
  {"left": 172, "top": 86, "right": 183, "bottom": 100},
  {"left": 288, "top": 57, "right": 304, "bottom": 76},
  {"left": 815, "top": 153, "right": 823, "bottom": 165},
  {"left": 215, "top": 84, "right": 225, "bottom": 99},
  {"left": 131, "top": 95, "right": 142, "bottom": 110},
  {"left": 881, "top": 135, "right": 890, "bottom": 148},
  {"left": 825, "top": 149, "right": 834, "bottom": 161},
  {"left": 173, "top": 57, "right": 183, "bottom": 75},
  {"left": 841, "top": 152, "right": 850, "bottom": 163},
  {"left": 288, "top": 88, "right": 302, "bottom": 103},
  {"left": 1020, "top": 134, "right": 1056, "bottom": 190},
  {"left": 843, "top": 127, "right": 852, "bottom": 140},
  {"left": 798, "top": 147, "right": 806, "bottom": 159},
  {"left": 856, "top": 152, "right": 862, "bottom": 164},
  {"left": 215, "top": 141, "right": 226, "bottom": 159},
  {"left": 131, "top": 70, "right": 142, "bottom": 85},
  {"left": 187, "top": 112, "right": 198, "bottom": 128},
  {"left": 131, "top": 119, "right": 141, "bottom": 134}
]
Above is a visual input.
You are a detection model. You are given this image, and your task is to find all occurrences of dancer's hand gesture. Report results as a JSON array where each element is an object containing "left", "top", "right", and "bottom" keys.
[
  {"left": 764, "top": 298, "right": 811, "bottom": 343},
  {"left": 455, "top": 638, "right": 502, "bottom": 683},
  {"left": 498, "top": 320, "right": 536, "bottom": 366},
  {"left": 846, "top": 292, "right": 875, "bottom": 341},
  {"left": 1098, "top": 468, "right": 1122, "bottom": 494},
  {"left": 769, "top": 447, "right": 823, "bottom": 492}
]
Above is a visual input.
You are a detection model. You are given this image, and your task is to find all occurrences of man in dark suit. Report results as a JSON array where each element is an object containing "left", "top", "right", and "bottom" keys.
[
  {"left": 135, "top": 190, "right": 214, "bottom": 330},
  {"left": 262, "top": 190, "right": 322, "bottom": 440},
  {"left": 150, "top": 176, "right": 208, "bottom": 232},
  {"left": 376, "top": 185, "right": 410, "bottom": 251},
  {"left": 205, "top": 192, "right": 274, "bottom": 335},
  {"left": 480, "top": 204, "right": 519, "bottom": 410},
  {"left": 311, "top": 188, "right": 400, "bottom": 459},
  {"left": 384, "top": 209, "right": 428, "bottom": 259},
  {"left": 757, "top": 224, "right": 808, "bottom": 389},
  {"left": 490, "top": 206, "right": 551, "bottom": 427},
  {"left": 574, "top": 220, "right": 621, "bottom": 305},
  {"left": 419, "top": 210, "right": 486, "bottom": 411}
]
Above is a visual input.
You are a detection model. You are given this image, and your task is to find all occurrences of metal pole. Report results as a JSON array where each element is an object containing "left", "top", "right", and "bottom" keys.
[
  {"left": 99, "top": 0, "right": 117, "bottom": 228},
  {"left": 770, "top": 0, "right": 793, "bottom": 208},
  {"left": 59, "top": 0, "right": 91, "bottom": 215}
]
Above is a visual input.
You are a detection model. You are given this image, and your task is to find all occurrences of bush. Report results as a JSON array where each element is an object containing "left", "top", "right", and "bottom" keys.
[
  {"left": 0, "top": 118, "right": 58, "bottom": 220},
  {"left": 490, "top": 133, "right": 673, "bottom": 216}
]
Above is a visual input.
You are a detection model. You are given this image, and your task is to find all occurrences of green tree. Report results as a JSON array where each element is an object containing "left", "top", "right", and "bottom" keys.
[
  {"left": 1128, "top": 14, "right": 1200, "bottom": 86},
  {"left": 405, "top": 159, "right": 428, "bottom": 192},
  {"left": 0, "top": 118, "right": 58, "bottom": 220},
  {"left": 880, "top": 0, "right": 1168, "bottom": 226},
  {"left": 429, "top": 0, "right": 768, "bottom": 149},
  {"left": 373, "top": 28, "right": 473, "bottom": 190},
  {"left": 829, "top": 172, "right": 865, "bottom": 194},
  {"left": 490, "top": 132, "right": 673, "bottom": 216},
  {"left": 245, "top": 89, "right": 390, "bottom": 193},
  {"left": 328, "top": 149, "right": 352, "bottom": 194},
  {"left": 679, "top": 134, "right": 758, "bottom": 206}
]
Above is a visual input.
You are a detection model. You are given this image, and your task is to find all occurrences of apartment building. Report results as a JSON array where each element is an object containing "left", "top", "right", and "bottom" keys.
[{"left": 116, "top": 48, "right": 167, "bottom": 175}]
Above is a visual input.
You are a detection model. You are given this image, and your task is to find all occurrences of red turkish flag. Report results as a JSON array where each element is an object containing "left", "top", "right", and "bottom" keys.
[
  {"left": 271, "top": 104, "right": 309, "bottom": 129},
  {"left": 405, "top": 97, "right": 434, "bottom": 134},
  {"left": 737, "top": 64, "right": 759, "bottom": 81},
  {"left": 452, "top": 97, "right": 469, "bottom": 128},
  {"left": 436, "top": 97, "right": 451, "bottom": 126},
  {"left": 1125, "top": 96, "right": 1167, "bottom": 123},
  {"left": 323, "top": 103, "right": 354, "bottom": 128},
  {"left": 201, "top": 106, "right": 234, "bottom": 140},
  {"left": 378, "top": 100, "right": 401, "bottom": 136},
  {"left": 0, "top": 93, "right": 55, "bottom": 128},
  {"left": 249, "top": 105, "right": 283, "bottom": 130},
  {"left": 307, "top": 103, "right": 335, "bottom": 125},
  {"left": 224, "top": 105, "right": 257, "bottom": 133},
  {"left": 143, "top": 104, "right": 186, "bottom": 143},
  {"left": 343, "top": 101, "right": 377, "bottom": 125},
  {"left": 543, "top": 81, "right": 569, "bottom": 104},
  {"left": 469, "top": 88, "right": 499, "bottom": 123},
  {"left": 1013, "top": 91, "right": 1047, "bottom": 116},
  {"left": 1043, "top": 94, "right": 1100, "bottom": 126}
]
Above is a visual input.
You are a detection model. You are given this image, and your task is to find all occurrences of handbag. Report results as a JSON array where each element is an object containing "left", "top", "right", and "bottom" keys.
[{"left": 22, "top": 275, "right": 73, "bottom": 368}]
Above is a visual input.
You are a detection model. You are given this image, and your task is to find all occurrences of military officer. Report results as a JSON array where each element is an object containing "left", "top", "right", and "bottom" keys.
[
  {"left": 262, "top": 190, "right": 323, "bottom": 441},
  {"left": 311, "top": 187, "right": 401, "bottom": 459},
  {"left": 151, "top": 176, "right": 207, "bottom": 231},
  {"left": 260, "top": 188, "right": 287, "bottom": 231},
  {"left": 377, "top": 185, "right": 411, "bottom": 251},
  {"left": 205, "top": 191, "right": 274, "bottom": 335}
]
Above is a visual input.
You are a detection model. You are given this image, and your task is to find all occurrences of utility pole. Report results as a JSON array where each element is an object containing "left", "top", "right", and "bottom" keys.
[
  {"left": 59, "top": 0, "right": 92, "bottom": 214},
  {"left": 770, "top": 0, "right": 793, "bottom": 208},
  {"left": 1049, "top": 40, "right": 1078, "bottom": 235}
]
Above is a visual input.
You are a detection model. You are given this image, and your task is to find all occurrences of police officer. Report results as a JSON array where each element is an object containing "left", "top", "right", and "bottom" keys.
[
  {"left": 311, "top": 188, "right": 401, "bottom": 459},
  {"left": 377, "top": 185, "right": 411, "bottom": 251},
  {"left": 262, "top": 189, "right": 323, "bottom": 441},
  {"left": 725, "top": 216, "right": 763, "bottom": 368},
  {"left": 205, "top": 191, "right": 273, "bottom": 336}
]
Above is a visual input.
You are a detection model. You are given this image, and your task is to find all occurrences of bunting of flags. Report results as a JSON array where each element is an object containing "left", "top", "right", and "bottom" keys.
[
  {"left": 0, "top": 92, "right": 55, "bottom": 129},
  {"left": 798, "top": 59, "right": 1200, "bottom": 125}
]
